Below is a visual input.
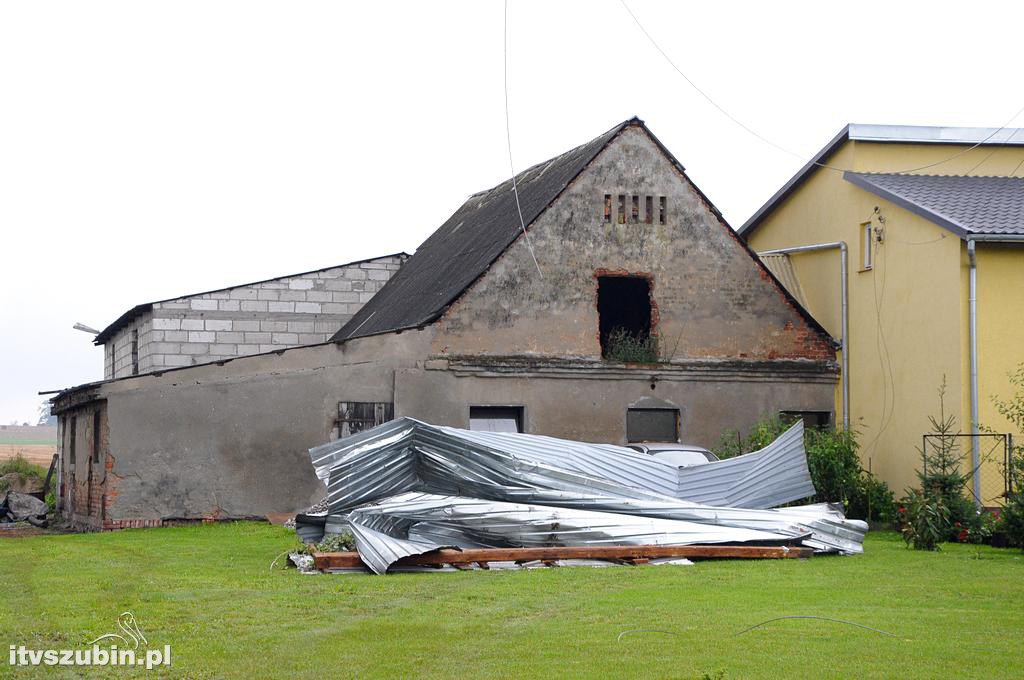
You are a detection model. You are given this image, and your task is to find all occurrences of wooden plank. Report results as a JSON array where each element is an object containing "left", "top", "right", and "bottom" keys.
[{"left": 312, "top": 544, "right": 812, "bottom": 571}]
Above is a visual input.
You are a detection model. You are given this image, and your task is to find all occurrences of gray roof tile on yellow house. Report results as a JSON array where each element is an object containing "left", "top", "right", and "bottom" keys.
[
  {"left": 843, "top": 173, "right": 1024, "bottom": 238},
  {"left": 739, "top": 124, "right": 1024, "bottom": 239}
]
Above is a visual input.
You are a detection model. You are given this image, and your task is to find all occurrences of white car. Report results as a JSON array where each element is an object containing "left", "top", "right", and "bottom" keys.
[{"left": 627, "top": 443, "right": 720, "bottom": 468}]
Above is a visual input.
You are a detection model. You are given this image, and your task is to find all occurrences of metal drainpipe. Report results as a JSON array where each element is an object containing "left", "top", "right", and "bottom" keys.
[
  {"left": 968, "top": 239, "right": 981, "bottom": 505},
  {"left": 757, "top": 242, "right": 849, "bottom": 431}
]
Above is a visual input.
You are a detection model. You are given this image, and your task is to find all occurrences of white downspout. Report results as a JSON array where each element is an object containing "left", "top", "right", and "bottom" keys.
[
  {"left": 757, "top": 241, "right": 849, "bottom": 430},
  {"left": 968, "top": 238, "right": 981, "bottom": 505}
]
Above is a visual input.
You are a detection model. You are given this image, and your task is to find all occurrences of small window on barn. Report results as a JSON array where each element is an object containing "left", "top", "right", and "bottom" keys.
[
  {"left": 659, "top": 196, "right": 667, "bottom": 224},
  {"left": 617, "top": 195, "right": 626, "bottom": 224},
  {"left": 69, "top": 416, "right": 77, "bottom": 467},
  {"left": 631, "top": 195, "right": 640, "bottom": 223},
  {"left": 627, "top": 408, "right": 679, "bottom": 443},
  {"left": 645, "top": 196, "right": 653, "bottom": 224},
  {"left": 336, "top": 401, "right": 394, "bottom": 438},
  {"left": 92, "top": 409, "right": 102, "bottom": 469},
  {"left": 603, "top": 194, "right": 612, "bottom": 223},
  {"left": 597, "top": 276, "right": 653, "bottom": 359},
  {"left": 780, "top": 410, "right": 833, "bottom": 431},
  {"left": 130, "top": 329, "right": 139, "bottom": 376},
  {"left": 469, "top": 406, "right": 524, "bottom": 433}
]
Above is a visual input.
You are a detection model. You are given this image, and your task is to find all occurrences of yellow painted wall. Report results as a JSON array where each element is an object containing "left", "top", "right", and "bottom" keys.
[
  {"left": 743, "top": 138, "right": 1024, "bottom": 494},
  {"left": 975, "top": 244, "right": 1024, "bottom": 502}
]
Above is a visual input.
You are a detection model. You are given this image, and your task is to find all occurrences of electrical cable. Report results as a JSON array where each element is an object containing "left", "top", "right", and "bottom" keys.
[
  {"left": 503, "top": 0, "right": 543, "bottom": 278},
  {"left": 965, "top": 127, "right": 1023, "bottom": 176},
  {"left": 734, "top": 615, "right": 899, "bottom": 638},
  {"left": 619, "top": 0, "right": 1024, "bottom": 176}
]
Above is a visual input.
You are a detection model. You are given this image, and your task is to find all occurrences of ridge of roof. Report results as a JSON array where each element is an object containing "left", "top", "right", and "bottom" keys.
[
  {"left": 739, "top": 123, "right": 1024, "bottom": 239},
  {"left": 330, "top": 118, "right": 640, "bottom": 342},
  {"left": 94, "top": 252, "right": 409, "bottom": 345}
]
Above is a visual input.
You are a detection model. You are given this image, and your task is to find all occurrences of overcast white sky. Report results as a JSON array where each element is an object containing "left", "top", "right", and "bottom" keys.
[{"left": 1, "top": 1, "right": 1021, "bottom": 423}]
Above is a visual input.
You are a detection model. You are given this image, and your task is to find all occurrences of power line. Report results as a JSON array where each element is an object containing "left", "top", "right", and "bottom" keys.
[
  {"left": 503, "top": 0, "right": 543, "bottom": 278},
  {"left": 965, "top": 127, "right": 1023, "bottom": 176},
  {"left": 619, "top": 0, "right": 1024, "bottom": 176}
]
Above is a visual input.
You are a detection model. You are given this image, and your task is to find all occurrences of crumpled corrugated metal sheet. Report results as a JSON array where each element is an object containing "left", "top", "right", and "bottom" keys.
[
  {"left": 310, "top": 418, "right": 815, "bottom": 511},
  {"left": 307, "top": 418, "right": 867, "bottom": 574}
]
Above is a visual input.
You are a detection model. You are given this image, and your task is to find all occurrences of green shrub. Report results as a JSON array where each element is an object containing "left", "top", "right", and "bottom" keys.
[
  {"left": 714, "top": 413, "right": 789, "bottom": 460},
  {"left": 712, "top": 412, "right": 895, "bottom": 521},
  {"left": 0, "top": 454, "right": 48, "bottom": 480},
  {"left": 604, "top": 327, "right": 659, "bottom": 363},
  {"left": 900, "top": 489, "right": 948, "bottom": 551},
  {"left": 992, "top": 364, "right": 1024, "bottom": 550},
  {"left": 0, "top": 454, "right": 51, "bottom": 495},
  {"left": 900, "top": 377, "right": 993, "bottom": 548}
]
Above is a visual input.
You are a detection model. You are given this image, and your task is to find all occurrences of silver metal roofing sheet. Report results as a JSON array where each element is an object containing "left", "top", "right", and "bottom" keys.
[{"left": 307, "top": 419, "right": 866, "bottom": 572}]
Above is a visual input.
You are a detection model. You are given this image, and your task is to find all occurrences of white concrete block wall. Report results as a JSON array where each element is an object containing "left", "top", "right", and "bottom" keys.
[
  {"left": 103, "top": 318, "right": 153, "bottom": 379},
  {"left": 103, "top": 255, "right": 405, "bottom": 379}
]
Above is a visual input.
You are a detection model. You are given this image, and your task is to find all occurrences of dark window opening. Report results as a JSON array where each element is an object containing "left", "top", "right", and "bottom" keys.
[
  {"left": 603, "top": 194, "right": 612, "bottom": 223},
  {"left": 631, "top": 195, "right": 639, "bottom": 223},
  {"left": 617, "top": 194, "right": 626, "bottom": 224},
  {"left": 130, "top": 329, "right": 139, "bottom": 376},
  {"left": 336, "top": 401, "right": 394, "bottom": 438},
  {"left": 92, "top": 409, "right": 101, "bottom": 468},
  {"left": 597, "top": 276, "right": 652, "bottom": 358},
  {"left": 780, "top": 410, "right": 833, "bottom": 430},
  {"left": 645, "top": 196, "right": 653, "bottom": 224},
  {"left": 469, "top": 406, "right": 524, "bottom": 433},
  {"left": 659, "top": 196, "right": 667, "bottom": 224},
  {"left": 627, "top": 408, "right": 679, "bottom": 442},
  {"left": 68, "top": 416, "right": 77, "bottom": 467}
]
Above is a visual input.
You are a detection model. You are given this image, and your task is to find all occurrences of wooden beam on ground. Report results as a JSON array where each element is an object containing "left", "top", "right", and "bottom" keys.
[{"left": 312, "top": 544, "right": 812, "bottom": 571}]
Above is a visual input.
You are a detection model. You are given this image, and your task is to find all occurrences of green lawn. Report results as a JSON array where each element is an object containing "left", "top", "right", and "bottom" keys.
[{"left": 3, "top": 523, "right": 1022, "bottom": 679}]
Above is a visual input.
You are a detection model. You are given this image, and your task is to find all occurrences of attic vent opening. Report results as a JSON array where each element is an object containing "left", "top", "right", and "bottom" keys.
[
  {"left": 603, "top": 194, "right": 612, "bottom": 223},
  {"left": 617, "top": 195, "right": 626, "bottom": 224},
  {"left": 659, "top": 196, "right": 667, "bottom": 224},
  {"left": 645, "top": 196, "right": 653, "bottom": 224},
  {"left": 597, "top": 275, "right": 653, "bottom": 360},
  {"left": 631, "top": 196, "right": 640, "bottom": 222}
]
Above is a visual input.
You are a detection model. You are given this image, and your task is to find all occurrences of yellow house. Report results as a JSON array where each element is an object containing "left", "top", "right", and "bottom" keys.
[{"left": 740, "top": 125, "right": 1024, "bottom": 503}]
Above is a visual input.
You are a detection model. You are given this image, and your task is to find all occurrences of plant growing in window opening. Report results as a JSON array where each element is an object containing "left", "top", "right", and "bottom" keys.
[{"left": 604, "top": 327, "right": 659, "bottom": 363}]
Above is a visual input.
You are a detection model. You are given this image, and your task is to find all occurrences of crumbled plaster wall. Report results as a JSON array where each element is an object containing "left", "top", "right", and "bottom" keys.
[{"left": 432, "top": 127, "right": 833, "bottom": 362}]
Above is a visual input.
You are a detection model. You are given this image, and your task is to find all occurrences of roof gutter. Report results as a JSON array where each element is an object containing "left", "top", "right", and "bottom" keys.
[
  {"left": 966, "top": 234, "right": 1024, "bottom": 242},
  {"left": 757, "top": 241, "right": 849, "bottom": 431}
]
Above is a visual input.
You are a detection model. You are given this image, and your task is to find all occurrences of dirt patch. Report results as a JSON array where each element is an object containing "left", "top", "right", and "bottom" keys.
[{"left": 0, "top": 444, "right": 56, "bottom": 467}]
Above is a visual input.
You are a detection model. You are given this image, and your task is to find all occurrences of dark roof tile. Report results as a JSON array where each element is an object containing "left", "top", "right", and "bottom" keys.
[
  {"left": 843, "top": 173, "right": 1024, "bottom": 238},
  {"left": 331, "top": 119, "right": 634, "bottom": 341}
]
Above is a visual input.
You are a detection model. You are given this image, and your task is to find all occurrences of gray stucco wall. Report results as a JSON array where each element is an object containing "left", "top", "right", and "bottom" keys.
[
  {"left": 397, "top": 362, "right": 834, "bottom": 449},
  {"left": 69, "top": 325, "right": 834, "bottom": 523},
  {"left": 433, "top": 127, "right": 832, "bottom": 362},
  {"left": 103, "top": 255, "right": 405, "bottom": 379},
  {"left": 90, "top": 330, "right": 433, "bottom": 520}
]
